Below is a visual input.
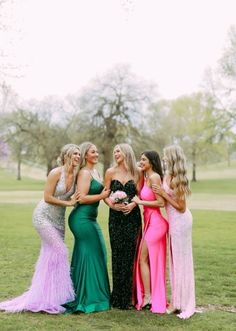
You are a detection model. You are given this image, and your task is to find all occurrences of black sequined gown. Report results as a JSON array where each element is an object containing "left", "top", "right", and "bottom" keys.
[{"left": 109, "top": 179, "right": 142, "bottom": 309}]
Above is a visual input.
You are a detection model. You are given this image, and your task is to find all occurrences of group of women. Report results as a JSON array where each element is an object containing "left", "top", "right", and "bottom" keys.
[{"left": 0, "top": 141, "right": 195, "bottom": 319}]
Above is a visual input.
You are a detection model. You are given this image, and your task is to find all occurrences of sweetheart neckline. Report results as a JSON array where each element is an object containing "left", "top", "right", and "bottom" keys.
[{"left": 111, "top": 179, "right": 135, "bottom": 186}]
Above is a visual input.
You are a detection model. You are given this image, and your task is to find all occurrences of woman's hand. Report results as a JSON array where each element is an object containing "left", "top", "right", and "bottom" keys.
[
  {"left": 68, "top": 192, "right": 80, "bottom": 206},
  {"left": 122, "top": 202, "right": 136, "bottom": 215},
  {"left": 100, "top": 187, "right": 111, "bottom": 200},
  {"left": 132, "top": 195, "right": 141, "bottom": 205},
  {"left": 152, "top": 184, "right": 165, "bottom": 197},
  {"left": 109, "top": 202, "right": 126, "bottom": 211}
]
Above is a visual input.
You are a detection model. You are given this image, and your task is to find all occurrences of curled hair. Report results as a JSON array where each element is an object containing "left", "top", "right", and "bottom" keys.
[
  {"left": 79, "top": 141, "right": 95, "bottom": 170},
  {"left": 58, "top": 143, "right": 80, "bottom": 169},
  {"left": 163, "top": 145, "right": 191, "bottom": 199},
  {"left": 142, "top": 150, "right": 163, "bottom": 180},
  {"left": 114, "top": 143, "right": 140, "bottom": 183}
]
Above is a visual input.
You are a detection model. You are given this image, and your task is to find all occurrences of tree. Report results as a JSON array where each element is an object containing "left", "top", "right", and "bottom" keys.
[
  {"left": 203, "top": 26, "right": 236, "bottom": 165},
  {"left": 0, "top": 81, "right": 18, "bottom": 112},
  {"left": 169, "top": 93, "right": 219, "bottom": 181},
  {"left": 77, "top": 64, "right": 154, "bottom": 175},
  {"left": 1, "top": 102, "right": 72, "bottom": 177},
  {"left": 145, "top": 99, "right": 174, "bottom": 153}
]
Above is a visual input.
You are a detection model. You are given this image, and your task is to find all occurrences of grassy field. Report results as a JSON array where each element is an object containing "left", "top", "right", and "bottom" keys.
[
  {"left": 0, "top": 166, "right": 236, "bottom": 331},
  {"left": 190, "top": 178, "right": 236, "bottom": 194},
  {"left": 0, "top": 168, "right": 45, "bottom": 191}
]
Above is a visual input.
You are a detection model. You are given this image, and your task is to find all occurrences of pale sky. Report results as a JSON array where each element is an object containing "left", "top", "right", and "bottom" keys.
[{"left": 1, "top": 0, "right": 236, "bottom": 100}]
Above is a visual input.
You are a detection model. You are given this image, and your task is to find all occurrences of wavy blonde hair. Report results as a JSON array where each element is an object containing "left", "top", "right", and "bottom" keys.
[
  {"left": 58, "top": 143, "right": 80, "bottom": 170},
  {"left": 163, "top": 145, "right": 191, "bottom": 199},
  {"left": 114, "top": 143, "right": 139, "bottom": 183},
  {"left": 78, "top": 141, "right": 95, "bottom": 170}
]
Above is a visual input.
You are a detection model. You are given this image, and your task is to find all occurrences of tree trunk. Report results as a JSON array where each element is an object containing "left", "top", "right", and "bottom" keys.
[
  {"left": 191, "top": 149, "right": 197, "bottom": 182},
  {"left": 17, "top": 158, "right": 21, "bottom": 180},
  {"left": 192, "top": 162, "right": 196, "bottom": 182}
]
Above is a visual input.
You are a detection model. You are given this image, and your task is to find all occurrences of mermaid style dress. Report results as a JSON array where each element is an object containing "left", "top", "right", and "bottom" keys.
[
  {"left": 136, "top": 182, "right": 168, "bottom": 313},
  {"left": 62, "top": 178, "right": 110, "bottom": 314},
  {"left": 109, "top": 179, "right": 142, "bottom": 309},
  {"left": 163, "top": 178, "right": 195, "bottom": 318},
  {"left": 0, "top": 167, "right": 75, "bottom": 314}
]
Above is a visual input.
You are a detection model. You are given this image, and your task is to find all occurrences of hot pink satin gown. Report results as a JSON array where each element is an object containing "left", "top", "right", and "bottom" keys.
[
  {"left": 136, "top": 182, "right": 168, "bottom": 313},
  {"left": 163, "top": 177, "right": 195, "bottom": 318}
]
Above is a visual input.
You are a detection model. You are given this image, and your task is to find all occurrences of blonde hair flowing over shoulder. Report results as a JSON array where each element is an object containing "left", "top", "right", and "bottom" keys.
[
  {"left": 114, "top": 143, "right": 139, "bottom": 183},
  {"left": 164, "top": 145, "right": 191, "bottom": 200}
]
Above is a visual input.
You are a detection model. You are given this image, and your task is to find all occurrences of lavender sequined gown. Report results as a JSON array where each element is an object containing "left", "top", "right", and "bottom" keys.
[{"left": 0, "top": 168, "right": 75, "bottom": 314}]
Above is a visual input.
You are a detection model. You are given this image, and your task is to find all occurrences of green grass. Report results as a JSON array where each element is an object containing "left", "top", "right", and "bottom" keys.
[
  {"left": 0, "top": 203, "right": 235, "bottom": 331},
  {"left": 197, "top": 160, "right": 236, "bottom": 172},
  {"left": 191, "top": 178, "right": 236, "bottom": 194},
  {"left": 0, "top": 168, "right": 44, "bottom": 191}
]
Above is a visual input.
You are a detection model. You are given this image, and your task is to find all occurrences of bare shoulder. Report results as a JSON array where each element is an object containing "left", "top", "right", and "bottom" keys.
[
  {"left": 79, "top": 168, "right": 91, "bottom": 178},
  {"left": 105, "top": 167, "right": 116, "bottom": 177},
  {"left": 150, "top": 173, "right": 161, "bottom": 184},
  {"left": 47, "top": 166, "right": 62, "bottom": 179}
]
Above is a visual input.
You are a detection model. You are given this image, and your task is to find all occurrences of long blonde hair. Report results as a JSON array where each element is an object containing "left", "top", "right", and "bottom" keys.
[
  {"left": 58, "top": 143, "right": 80, "bottom": 170},
  {"left": 163, "top": 145, "right": 191, "bottom": 199},
  {"left": 114, "top": 143, "right": 139, "bottom": 182},
  {"left": 79, "top": 141, "right": 94, "bottom": 170}
]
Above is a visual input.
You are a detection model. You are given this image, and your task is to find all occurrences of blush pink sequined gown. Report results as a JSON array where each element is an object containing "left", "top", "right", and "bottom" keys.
[
  {"left": 136, "top": 182, "right": 168, "bottom": 313},
  {"left": 0, "top": 168, "right": 75, "bottom": 314},
  {"left": 163, "top": 177, "right": 195, "bottom": 318}
]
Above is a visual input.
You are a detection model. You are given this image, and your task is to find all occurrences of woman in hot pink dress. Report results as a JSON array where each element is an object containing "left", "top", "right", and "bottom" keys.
[
  {"left": 133, "top": 150, "right": 168, "bottom": 314},
  {"left": 153, "top": 145, "right": 195, "bottom": 319}
]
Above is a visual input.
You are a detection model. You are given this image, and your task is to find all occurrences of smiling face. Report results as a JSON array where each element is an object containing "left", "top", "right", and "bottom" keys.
[
  {"left": 139, "top": 154, "right": 152, "bottom": 172},
  {"left": 113, "top": 145, "right": 125, "bottom": 164},
  {"left": 85, "top": 144, "right": 99, "bottom": 165},
  {"left": 71, "top": 148, "right": 80, "bottom": 167}
]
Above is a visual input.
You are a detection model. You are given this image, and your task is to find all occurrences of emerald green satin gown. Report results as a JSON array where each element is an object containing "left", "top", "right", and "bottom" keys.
[{"left": 62, "top": 178, "right": 110, "bottom": 313}]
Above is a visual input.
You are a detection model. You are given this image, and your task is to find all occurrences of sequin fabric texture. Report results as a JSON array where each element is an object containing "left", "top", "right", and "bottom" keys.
[
  {"left": 109, "top": 179, "right": 142, "bottom": 309},
  {"left": 163, "top": 177, "right": 195, "bottom": 318},
  {"left": 33, "top": 168, "right": 75, "bottom": 234},
  {"left": 0, "top": 167, "right": 76, "bottom": 314}
]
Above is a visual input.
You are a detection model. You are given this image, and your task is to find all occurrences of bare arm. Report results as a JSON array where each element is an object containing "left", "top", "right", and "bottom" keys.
[
  {"left": 77, "top": 169, "right": 110, "bottom": 204},
  {"left": 103, "top": 168, "right": 113, "bottom": 207},
  {"left": 44, "top": 168, "right": 76, "bottom": 207},
  {"left": 132, "top": 174, "right": 165, "bottom": 207},
  {"left": 152, "top": 183, "right": 186, "bottom": 212},
  {"left": 136, "top": 168, "right": 144, "bottom": 194}
]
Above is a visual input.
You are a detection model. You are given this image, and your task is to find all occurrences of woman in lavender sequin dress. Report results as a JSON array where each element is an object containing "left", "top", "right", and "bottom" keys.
[
  {"left": 0, "top": 144, "right": 80, "bottom": 314},
  {"left": 153, "top": 145, "right": 195, "bottom": 319}
]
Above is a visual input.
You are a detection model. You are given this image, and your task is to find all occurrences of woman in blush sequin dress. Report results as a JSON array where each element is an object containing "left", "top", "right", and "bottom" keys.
[
  {"left": 0, "top": 144, "right": 80, "bottom": 314},
  {"left": 153, "top": 145, "right": 195, "bottom": 319},
  {"left": 133, "top": 151, "right": 168, "bottom": 314}
]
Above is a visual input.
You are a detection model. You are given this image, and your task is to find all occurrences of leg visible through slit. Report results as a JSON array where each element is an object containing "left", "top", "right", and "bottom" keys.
[{"left": 139, "top": 240, "right": 151, "bottom": 307}]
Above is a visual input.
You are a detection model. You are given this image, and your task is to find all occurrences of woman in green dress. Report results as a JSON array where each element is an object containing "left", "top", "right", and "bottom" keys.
[{"left": 62, "top": 142, "right": 111, "bottom": 313}]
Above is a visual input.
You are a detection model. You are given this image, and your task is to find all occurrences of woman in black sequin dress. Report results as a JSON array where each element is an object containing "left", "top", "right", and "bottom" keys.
[{"left": 104, "top": 144, "right": 142, "bottom": 309}]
